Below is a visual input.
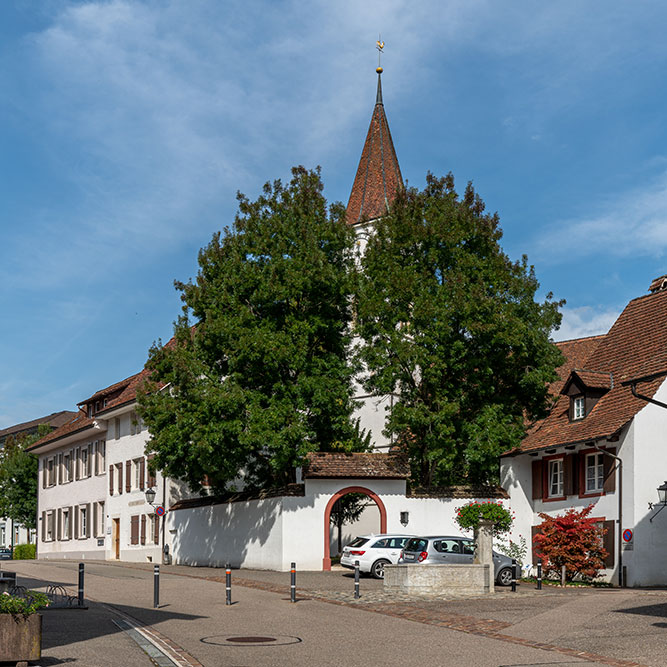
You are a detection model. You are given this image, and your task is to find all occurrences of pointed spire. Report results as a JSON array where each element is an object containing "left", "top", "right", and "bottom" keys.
[{"left": 346, "top": 61, "right": 403, "bottom": 226}]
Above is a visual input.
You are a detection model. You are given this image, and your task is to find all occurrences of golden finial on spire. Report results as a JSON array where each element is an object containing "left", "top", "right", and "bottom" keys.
[{"left": 376, "top": 35, "right": 384, "bottom": 73}]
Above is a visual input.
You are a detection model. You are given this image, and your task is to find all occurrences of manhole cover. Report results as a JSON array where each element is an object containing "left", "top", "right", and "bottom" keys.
[{"left": 201, "top": 634, "right": 302, "bottom": 647}]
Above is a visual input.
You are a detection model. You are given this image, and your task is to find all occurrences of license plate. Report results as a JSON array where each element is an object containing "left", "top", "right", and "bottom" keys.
[{"left": 404, "top": 553, "right": 415, "bottom": 561}]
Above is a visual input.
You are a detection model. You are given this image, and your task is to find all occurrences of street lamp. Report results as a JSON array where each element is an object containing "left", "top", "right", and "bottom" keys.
[
  {"left": 145, "top": 487, "right": 157, "bottom": 506},
  {"left": 648, "top": 481, "right": 667, "bottom": 522}
]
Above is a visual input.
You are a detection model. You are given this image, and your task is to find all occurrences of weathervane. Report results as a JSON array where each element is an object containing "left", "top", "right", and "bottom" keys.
[{"left": 376, "top": 35, "right": 384, "bottom": 73}]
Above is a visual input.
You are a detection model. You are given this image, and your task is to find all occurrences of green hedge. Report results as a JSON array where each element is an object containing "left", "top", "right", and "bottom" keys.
[{"left": 12, "top": 544, "right": 36, "bottom": 560}]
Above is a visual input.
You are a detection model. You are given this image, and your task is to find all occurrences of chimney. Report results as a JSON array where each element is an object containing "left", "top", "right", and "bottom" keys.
[{"left": 649, "top": 274, "right": 667, "bottom": 294}]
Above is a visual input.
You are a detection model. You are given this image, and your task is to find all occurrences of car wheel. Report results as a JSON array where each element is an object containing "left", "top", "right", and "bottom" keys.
[
  {"left": 497, "top": 567, "right": 513, "bottom": 587},
  {"left": 371, "top": 559, "right": 390, "bottom": 579}
]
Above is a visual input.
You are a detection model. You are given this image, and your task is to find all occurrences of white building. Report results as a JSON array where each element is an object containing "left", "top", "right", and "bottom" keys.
[
  {"left": 30, "top": 371, "right": 184, "bottom": 563},
  {"left": 501, "top": 275, "right": 667, "bottom": 586}
]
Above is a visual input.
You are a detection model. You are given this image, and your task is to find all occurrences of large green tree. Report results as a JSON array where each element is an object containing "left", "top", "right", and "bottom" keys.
[
  {"left": 138, "top": 167, "right": 368, "bottom": 494},
  {"left": 0, "top": 425, "right": 49, "bottom": 532},
  {"left": 355, "top": 173, "right": 563, "bottom": 487}
]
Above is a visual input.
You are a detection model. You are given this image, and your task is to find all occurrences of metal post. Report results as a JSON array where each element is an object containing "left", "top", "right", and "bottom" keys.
[
  {"left": 153, "top": 564, "right": 160, "bottom": 608},
  {"left": 511, "top": 559, "right": 517, "bottom": 592},
  {"left": 290, "top": 562, "right": 296, "bottom": 603},
  {"left": 561, "top": 564, "right": 566, "bottom": 587},
  {"left": 536, "top": 562, "right": 542, "bottom": 590},
  {"left": 226, "top": 563, "right": 232, "bottom": 606},
  {"left": 354, "top": 560, "right": 360, "bottom": 599},
  {"left": 78, "top": 563, "right": 84, "bottom": 607}
]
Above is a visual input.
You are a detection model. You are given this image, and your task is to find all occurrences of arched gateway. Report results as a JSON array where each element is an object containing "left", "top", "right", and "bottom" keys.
[{"left": 301, "top": 452, "right": 410, "bottom": 571}]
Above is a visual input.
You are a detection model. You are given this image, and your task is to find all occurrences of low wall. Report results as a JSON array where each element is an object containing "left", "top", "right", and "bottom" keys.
[{"left": 384, "top": 563, "right": 493, "bottom": 596}]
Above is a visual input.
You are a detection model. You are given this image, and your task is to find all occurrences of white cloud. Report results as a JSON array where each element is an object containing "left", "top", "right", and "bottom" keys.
[
  {"left": 554, "top": 305, "right": 620, "bottom": 342},
  {"left": 536, "top": 170, "right": 667, "bottom": 263}
]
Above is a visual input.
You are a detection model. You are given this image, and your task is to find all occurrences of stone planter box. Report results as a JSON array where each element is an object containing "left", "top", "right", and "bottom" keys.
[
  {"left": 0, "top": 613, "right": 42, "bottom": 664},
  {"left": 384, "top": 563, "right": 493, "bottom": 596}
]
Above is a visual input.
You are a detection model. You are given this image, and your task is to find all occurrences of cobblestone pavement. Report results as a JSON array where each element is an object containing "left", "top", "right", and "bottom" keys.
[{"left": 10, "top": 560, "right": 667, "bottom": 667}]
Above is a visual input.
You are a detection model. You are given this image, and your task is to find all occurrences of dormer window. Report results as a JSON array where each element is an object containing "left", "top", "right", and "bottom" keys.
[{"left": 573, "top": 396, "right": 585, "bottom": 420}]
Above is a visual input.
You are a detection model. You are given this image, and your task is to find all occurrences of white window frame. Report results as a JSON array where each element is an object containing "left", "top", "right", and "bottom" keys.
[
  {"left": 96, "top": 441, "right": 106, "bottom": 475},
  {"left": 585, "top": 452, "right": 604, "bottom": 493},
  {"left": 46, "top": 457, "right": 56, "bottom": 486},
  {"left": 573, "top": 396, "right": 585, "bottom": 420},
  {"left": 80, "top": 447, "right": 89, "bottom": 479},
  {"left": 115, "top": 417, "right": 121, "bottom": 440},
  {"left": 79, "top": 506, "right": 88, "bottom": 539},
  {"left": 46, "top": 511, "right": 55, "bottom": 542},
  {"left": 95, "top": 501, "right": 105, "bottom": 538},
  {"left": 62, "top": 508, "right": 70, "bottom": 540},
  {"left": 548, "top": 459, "right": 564, "bottom": 497}
]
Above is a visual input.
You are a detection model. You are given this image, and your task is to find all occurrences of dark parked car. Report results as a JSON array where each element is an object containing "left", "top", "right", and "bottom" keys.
[{"left": 0, "top": 547, "right": 13, "bottom": 560}]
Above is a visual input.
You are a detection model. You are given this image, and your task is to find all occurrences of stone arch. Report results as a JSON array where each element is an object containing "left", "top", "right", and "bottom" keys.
[{"left": 322, "top": 486, "right": 387, "bottom": 570}]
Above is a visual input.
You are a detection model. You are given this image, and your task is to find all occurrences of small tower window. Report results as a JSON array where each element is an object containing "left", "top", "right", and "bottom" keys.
[{"left": 573, "top": 396, "right": 585, "bottom": 420}]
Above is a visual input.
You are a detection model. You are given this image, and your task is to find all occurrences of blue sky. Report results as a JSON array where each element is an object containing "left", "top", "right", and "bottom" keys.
[{"left": 3, "top": 0, "right": 667, "bottom": 427}]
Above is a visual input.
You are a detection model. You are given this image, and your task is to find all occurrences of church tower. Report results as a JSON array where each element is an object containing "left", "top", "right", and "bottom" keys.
[{"left": 346, "top": 58, "right": 403, "bottom": 226}]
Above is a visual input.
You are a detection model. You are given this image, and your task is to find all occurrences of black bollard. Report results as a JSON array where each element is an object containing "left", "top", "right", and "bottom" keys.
[
  {"left": 225, "top": 563, "right": 232, "bottom": 606},
  {"left": 153, "top": 564, "right": 160, "bottom": 609},
  {"left": 290, "top": 562, "right": 296, "bottom": 603},
  {"left": 78, "top": 563, "right": 85, "bottom": 607},
  {"left": 536, "top": 562, "right": 542, "bottom": 590},
  {"left": 511, "top": 559, "right": 517, "bottom": 592},
  {"left": 354, "top": 560, "right": 360, "bottom": 599}
]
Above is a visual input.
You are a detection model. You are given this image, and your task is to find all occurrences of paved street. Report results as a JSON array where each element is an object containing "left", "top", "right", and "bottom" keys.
[{"left": 5, "top": 560, "right": 667, "bottom": 666}]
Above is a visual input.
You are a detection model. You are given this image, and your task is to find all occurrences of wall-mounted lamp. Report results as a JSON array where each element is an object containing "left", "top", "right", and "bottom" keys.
[
  {"left": 400, "top": 511, "right": 409, "bottom": 527},
  {"left": 145, "top": 487, "right": 157, "bottom": 506},
  {"left": 648, "top": 481, "right": 667, "bottom": 522}
]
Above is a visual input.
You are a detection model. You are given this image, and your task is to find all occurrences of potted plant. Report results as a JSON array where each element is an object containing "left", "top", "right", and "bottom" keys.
[{"left": 0, "top": 589, "right": 49, "bottom": 665}]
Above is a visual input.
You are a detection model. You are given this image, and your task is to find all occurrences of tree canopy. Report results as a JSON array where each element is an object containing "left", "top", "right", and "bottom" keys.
[
  {"left": 354, "top": 173, "right": 563, "bottom": 487},
  {"left": 138, "top": 167, "right": 368, "bottom": 495},
  {"left": 0, "top": 426, "right": 49, "bottom": 531}
]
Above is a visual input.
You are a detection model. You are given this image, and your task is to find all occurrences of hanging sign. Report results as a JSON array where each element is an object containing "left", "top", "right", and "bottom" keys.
[{"left": 623, "top": 529, "right": 633, "bottom": 543}]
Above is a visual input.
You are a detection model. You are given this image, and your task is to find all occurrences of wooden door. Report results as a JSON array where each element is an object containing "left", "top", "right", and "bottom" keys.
[{"left": 112, "top": 518, "right": 120, "bottom": 559}]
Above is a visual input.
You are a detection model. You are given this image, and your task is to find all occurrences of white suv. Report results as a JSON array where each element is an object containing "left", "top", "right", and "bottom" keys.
[{"left": 340, "top": 534, "right": 415, "bottom": 579}]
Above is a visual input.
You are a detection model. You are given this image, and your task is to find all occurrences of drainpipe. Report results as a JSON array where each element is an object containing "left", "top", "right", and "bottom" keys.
[
  {"left": 588, "top": 442, "right": 623, "bottom": 588},
  {"left": 161, "top": 476, "right": 166, "bottom": 565}
]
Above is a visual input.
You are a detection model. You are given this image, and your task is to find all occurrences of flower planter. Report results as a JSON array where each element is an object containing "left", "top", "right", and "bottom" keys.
[{"left": 0, "top": 613, "right": 41, "bottom": 664}]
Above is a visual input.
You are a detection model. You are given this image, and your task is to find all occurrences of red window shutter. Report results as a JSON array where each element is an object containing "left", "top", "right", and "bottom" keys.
[
  {"left": 130, "top": 515, "right": 139, "bottom": 545},
  {"left": 531, "top": 460, "right": 544, "bottom": 499},
  {"left": 154, "top": 514, "right": 160, "bottom": 545},
  {"left": 602, "top": 520, "right": 615, "bottom": 568},
  {"left": 126, "top": 461, "right": 132, "bottom": 492},
  {"left": 531, "top": 524, "right": 543, "bottom": 565},
  {"left": 140, "top": 459, "right": 145, "bottom": 490},
  {"left": 109, "top": 465, "right": 114, "bottom": 495},
  {"left": 603, "top": 448, "right": 617, "bottom": 493},
  {"left": 140, "top": 515, "right": 146, "bottom": 545}
]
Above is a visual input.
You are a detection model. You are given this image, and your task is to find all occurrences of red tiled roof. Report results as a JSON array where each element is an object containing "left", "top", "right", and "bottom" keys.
[
  {"left": 548, "top": 335, "right": 605, "bottom": 395},
  {"left": 0, "top": 411, "right": 77, "bottom": 441},
  {"left": 569, "top": 369, "right": 613, "bottom": 390},
  {"left": 346, "top": 73, "right": 403, "bottom": 225},
  {"left": 303, "top": 452, "right": 410, "bottom": 479},
  {"left": 27, "top": 411, "right": 95, "bottom": 451},
  {"left": 513, "top": 289, "right": 667, "bottom": 454}
]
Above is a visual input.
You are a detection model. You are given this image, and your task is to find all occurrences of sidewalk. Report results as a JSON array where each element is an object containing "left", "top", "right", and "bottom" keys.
[{"left": 6, "top": 560, "right": 663, "bottom": 667}]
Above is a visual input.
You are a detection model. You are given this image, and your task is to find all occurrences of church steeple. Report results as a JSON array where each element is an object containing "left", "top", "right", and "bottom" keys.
[{"left": 346, "top": 55, "right": 403, "bottom": 226}]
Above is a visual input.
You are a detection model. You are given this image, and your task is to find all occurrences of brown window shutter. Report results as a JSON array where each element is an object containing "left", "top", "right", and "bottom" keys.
[
  {"left": 141, "top": 515, "right": 146, "bottom": 545},
  {"left": 531, "top": 524, "right": 543, "bottom": 565},
  {"left": 602, "top": 520, "right": 615, "bottom": 568},
  {"left": 603, "top": 448, "right": 617, "bottom": 493},
  {"left": 88, "top": 444, "right": 93, "bottom": 476},
  {"left": 147, "top": 455, "right": 156, "bottom": 488},
  {"left": 93, "top": 503, "right": 98, "bottom": 539},
  {"left": 126, "top": 460, "right": 132, "bottom": 492},
  {"left": 140, "top": 459, "right": 145, "bottom": 490},
  {"left": 58, "top": 453, "right": 63, "bottom": 485},
  {"left": 42, "top": 460, "right": 46, "bottom": 489},
  {"left": 154, "top": 514, "right": 160, "bottom": 545},
  {"left": 130, "top": 515, "right": 139, "bottom": 545},
  {"left": 85, "top": 503, "right": 91, "bottom": 538},
  {"left": 57, "top": 509, "right": 62, "bottom": 541},
  {"left": 109, "top": 465, "right": 114, "bottom": 495},
  {"left": 531, "top": 460, "right": 544, "bottom": 499},
  {"left": 74, "top": 506, "right": 79, "bottom": 540},
  {"left": 41, "top": 511, "right": 46, "bottom": 542},
  {"left": 117, "top": 464, "right": 123, "bottom": 495},
  {"left": 74, "top": 448, "right": 80, "bottom": 480}
]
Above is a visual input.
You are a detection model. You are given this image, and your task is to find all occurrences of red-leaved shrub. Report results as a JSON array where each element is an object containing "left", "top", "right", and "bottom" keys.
[{"left": 533, "top": 504, "right": 607, "bottom": 582}]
